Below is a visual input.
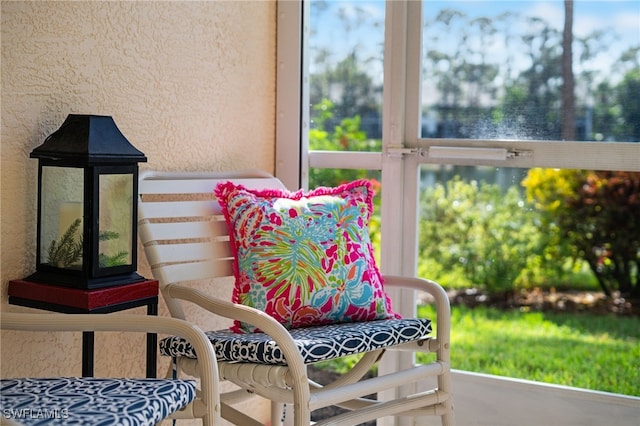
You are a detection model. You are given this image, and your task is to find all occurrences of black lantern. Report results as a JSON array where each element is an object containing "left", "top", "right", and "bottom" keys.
[{"left": 28, "top": 114, "right": 147, "bottom": 289}]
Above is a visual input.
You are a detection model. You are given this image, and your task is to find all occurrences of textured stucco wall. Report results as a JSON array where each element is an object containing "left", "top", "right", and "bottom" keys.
[{"left": 1, "top": 0, "right": 275, "bottom": 422}]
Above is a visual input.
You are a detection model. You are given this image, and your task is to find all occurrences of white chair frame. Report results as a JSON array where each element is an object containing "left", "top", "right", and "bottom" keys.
[
  {"left": 138, "top": 170, "right": 454, "bottom": 426},
  {"left": 0, "top": 312, "right": 220, "bottom": 425}
]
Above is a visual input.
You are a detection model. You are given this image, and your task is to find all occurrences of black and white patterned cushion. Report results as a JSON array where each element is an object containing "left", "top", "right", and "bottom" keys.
[
  {"left": 160, "top": 318, "right": 432, "bottom": 365},
  {"left": 0, "top": 377, "right": 196, "bottom": 426}
]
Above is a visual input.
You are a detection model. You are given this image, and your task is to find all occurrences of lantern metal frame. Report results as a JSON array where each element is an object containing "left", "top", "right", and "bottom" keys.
[{"left": 29, "top": 114, "right": 147, "bottom": 289}]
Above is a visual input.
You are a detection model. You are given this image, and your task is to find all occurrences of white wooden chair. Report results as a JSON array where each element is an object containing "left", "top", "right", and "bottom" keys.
[
  {"left": 138, "top": 170, "right": 454, "bottom": 426},
  {"left": 0, "top": 312, "right": 220, "bottom": 426}
]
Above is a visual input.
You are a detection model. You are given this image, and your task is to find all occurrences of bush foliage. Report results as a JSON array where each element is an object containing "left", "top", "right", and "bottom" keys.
[
  {"left": 419, "top": 169, "right": 639, "bottom": 297},
  {"left": 417, "top": 176, "right": 595, "bottom": 294},
  {"left": 524, "top": 169, "right": 640, "bottom": 298}
]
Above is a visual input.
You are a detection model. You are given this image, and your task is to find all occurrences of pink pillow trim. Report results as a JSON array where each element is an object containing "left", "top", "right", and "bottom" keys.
[{"left": 217, "top": 179, "right": 374, "bottom": 207}]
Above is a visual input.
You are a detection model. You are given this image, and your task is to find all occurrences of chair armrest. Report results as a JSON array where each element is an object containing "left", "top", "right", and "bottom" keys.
[
  {"left": 1, "top": 311, "right": 219, "bottom": 422},
  {"left": 3, "top": 311, "right": 210, "bottom": 339},
  {"left": 165, "top": 284, "right": 307, "bottom": 368},
  {"left": 0, "top": 312, "right": 220, "bottom": 424},
  {"left": 382, "top": 275, "right": 451, "bottom": 344}
]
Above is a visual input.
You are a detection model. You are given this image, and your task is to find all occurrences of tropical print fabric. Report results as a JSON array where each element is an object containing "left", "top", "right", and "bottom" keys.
[{"left": 215, "top": 179, "right": 400, "bottom": 333}]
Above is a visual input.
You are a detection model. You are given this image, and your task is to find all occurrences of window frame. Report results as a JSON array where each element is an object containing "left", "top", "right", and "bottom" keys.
[
  {"left": 277, "top": 0, "right": 640, "bottom": 176},
  {"left": 275, "top": 0, "right": 640, "bottom": 312},
  {"left": 276, "top": 2, "right": 640, "bottom": 418}
]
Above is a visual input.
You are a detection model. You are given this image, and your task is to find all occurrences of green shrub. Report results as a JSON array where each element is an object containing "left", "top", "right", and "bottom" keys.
[
  {"left": 420, "top": 177, "right": 542, "bottom": 293},
  {"left": 524, "top": 169, "right": 640, "bottom": 298},
  {"left": 418, "top": 176, "right": 600, "bottom": 294},
  {"left": 308, "top": 99, "right": 381, "bottom": 190}
]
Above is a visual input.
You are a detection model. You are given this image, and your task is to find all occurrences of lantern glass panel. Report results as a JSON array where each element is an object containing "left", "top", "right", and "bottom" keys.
[
  {"left": 40, "top": 166, "right": 84, "bottom": 269},
  {"left": 98, "top": 173, "right": 133, "bottom": 268}
]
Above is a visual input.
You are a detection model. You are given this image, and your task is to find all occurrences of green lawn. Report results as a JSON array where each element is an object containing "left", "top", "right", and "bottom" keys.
[{"left": 417, "top": 304, "right": 640, "bottom": 396}]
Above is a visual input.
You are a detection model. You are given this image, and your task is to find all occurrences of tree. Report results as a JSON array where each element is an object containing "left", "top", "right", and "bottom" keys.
[
  {"left": 568, "top": 172, "right": 640, "bottom": 298},
  {"left": 617, "top": 68, "right": 640, "bottom": 141},
  {"left": 524, "top": 169, "right": 640, "bottom": 298},
  {"left": 591, "top": 51, "right": 640, "bottom": 142},
  {"left": 309, "top": 1, "right": 383, "bottom": 139},
  {"left": 421, "top": 5, "right": 628, "bottom": 141},
  {"left": 308, "top": 99, "right": 381, "bottom": 189},
  {"left": 423, "top": 9, "right": 501, "bottom": 138},
  {"left": 310, "top": 52, "right": 382, "bottom": 138}
]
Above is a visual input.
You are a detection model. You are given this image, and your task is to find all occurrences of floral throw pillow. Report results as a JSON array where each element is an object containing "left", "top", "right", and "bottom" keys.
[{"left": 215, "top": 179, "right": 401, "bottom": 333}]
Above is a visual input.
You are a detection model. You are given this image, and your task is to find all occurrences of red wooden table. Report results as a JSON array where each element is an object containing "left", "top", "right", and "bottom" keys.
[{"left": 8, "top": 278, "right": 159, "bottom": 378}]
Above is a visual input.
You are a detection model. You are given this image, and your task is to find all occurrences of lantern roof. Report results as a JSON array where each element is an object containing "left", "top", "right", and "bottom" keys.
[{"left": 30, "top": 114, "right": 147, "bottom": 164}]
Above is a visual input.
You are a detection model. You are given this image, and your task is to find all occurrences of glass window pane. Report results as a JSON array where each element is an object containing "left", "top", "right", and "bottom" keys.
[
  {"left": 418, "top": 165, "right": 640, "bottom": 392},
  {"left": 419, "top": 166, "right": 640, "bottom": 296},
  {"left": 40, "top": 166, "right": 83, "bottom": 269},
  {"left": 421, "top": 1, "right": 640, "bottom": 141},
  {"left": 98, "top": 173, "right": 133, "bottom": 268},
  {"left": 309, "top": 0, "right": 385, "bottom": 151}
]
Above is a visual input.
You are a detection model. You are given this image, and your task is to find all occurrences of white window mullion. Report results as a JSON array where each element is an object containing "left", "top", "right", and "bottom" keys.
[
  {"left": 275, "top": 0, "right": 308, "bottom": 190},
  {"left": 380, "top": 0, "right": 423, "bottom": 320},
  {"left": 400, "top": 0, "right": 425, "bottom": 285},
  {"left": 380, "top": 0, "right": 409, "bottom": 280},
  {"left": 378, "top": 2, "right": 424, "bottom": 425}
]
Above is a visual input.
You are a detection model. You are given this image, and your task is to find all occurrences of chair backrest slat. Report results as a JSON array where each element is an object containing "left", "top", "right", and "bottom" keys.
[
  {"left": 139, "top": 173, "right": 280, "bottom": 195},
  {"left": 138, "top": 221, "right": 229, "bottom": 243},
  {"left": 138, "top": 170, "right": 287, "bottom": 302},
  {"left": 138, "top": 200, "right": 222, "bottom": 220},
  {"left": 153, "top": 259, "right": 235, "bottom": 287},
  {"left": 142, "top": 240, "right": 232, "bottom": 267}
]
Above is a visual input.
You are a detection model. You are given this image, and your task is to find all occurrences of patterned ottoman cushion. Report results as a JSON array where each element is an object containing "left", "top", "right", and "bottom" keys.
[
  {"left": 160, "top": 318, "right": 432, "bottom": 365},
  {"left": 0, "top": 377, "right": 196, "bottom": 426}
]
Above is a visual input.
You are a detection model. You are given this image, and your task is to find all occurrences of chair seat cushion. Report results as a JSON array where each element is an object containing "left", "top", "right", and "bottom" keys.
[
  {"left": 160, "top": 318, "right": 432, "bottom": 365},
  {"left": 0, "top": 377, "right": 196, "bottom": 426}
]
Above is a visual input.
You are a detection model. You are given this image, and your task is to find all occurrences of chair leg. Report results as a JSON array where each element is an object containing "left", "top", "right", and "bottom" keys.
[
  {"left": 271, "top": 401, "right": 279, "bottom": 425},
  {"left": 272, "top": 401, "right": 291, "bottom": 426},
  {"left": 441, "top": 396, "right": 455, "bottom": 426}
]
